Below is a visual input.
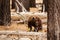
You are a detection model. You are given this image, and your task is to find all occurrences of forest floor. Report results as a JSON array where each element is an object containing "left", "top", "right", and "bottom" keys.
[
  {"left": 0, "top": 8, "right": 47, "bottom": 32},
  {"left": 0, "top": 8, "right": 47, "bottom": 40},
  {"left": 0, "top": 22, "right": 47, "bottom": 32}
]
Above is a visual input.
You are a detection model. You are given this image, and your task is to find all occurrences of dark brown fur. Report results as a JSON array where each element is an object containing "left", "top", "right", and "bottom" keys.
[{"left": 28, "top": 16, "right": 42, "bottom": 32}]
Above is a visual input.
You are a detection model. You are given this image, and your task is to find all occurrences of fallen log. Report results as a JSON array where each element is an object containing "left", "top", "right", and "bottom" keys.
[{"left": 0, "top": 31, "right": 46, "bottom": 36}]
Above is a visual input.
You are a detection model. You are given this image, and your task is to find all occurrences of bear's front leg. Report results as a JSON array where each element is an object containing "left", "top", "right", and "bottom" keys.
[{"left": 34, "top": 27, "right": 38, "bottom": 32}]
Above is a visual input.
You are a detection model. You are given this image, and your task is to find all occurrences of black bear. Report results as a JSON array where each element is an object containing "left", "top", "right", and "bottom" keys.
[{"left": 28, "top": 16, "right": 42, "bottom": 32}]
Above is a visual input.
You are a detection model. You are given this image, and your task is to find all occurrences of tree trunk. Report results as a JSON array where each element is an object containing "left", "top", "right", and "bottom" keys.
[
  {"left": 43, "top": 0, "right": 48, "bottom": 12},
  {"left": 46, "top": 0, "right": 60, "bottom": 40},
  {"left": 12, "top": 0, "right": 15, "bottom": 9},
  {"left": 29, "top": 0, "right": 36, "bottom": 7},
  {"left": 0, "top": 0, "right": 11, "bottom": 26}
]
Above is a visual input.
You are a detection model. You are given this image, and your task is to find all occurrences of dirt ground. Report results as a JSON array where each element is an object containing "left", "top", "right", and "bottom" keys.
[
  {"left": 0, "top": 8, "right": 47, "bottom": 33},
  {"left": 0, "top": 22, "right": 47, "bottom": 33}
]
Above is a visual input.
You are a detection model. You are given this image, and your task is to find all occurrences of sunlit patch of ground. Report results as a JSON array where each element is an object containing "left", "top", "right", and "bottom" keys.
[
  {"left": 0, "top": 7, "right": 47, "bottom": 33},
  {"left": 0, "top": 22, "right": 28, "bottom": 31},
  {"left": 0, "top": 22, "right": 47, "bottom": 33}
]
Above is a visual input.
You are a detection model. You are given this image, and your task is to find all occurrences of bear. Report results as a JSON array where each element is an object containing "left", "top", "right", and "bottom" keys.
[{"left": 28, "top": 16, "right": 42, "bottom": 32}]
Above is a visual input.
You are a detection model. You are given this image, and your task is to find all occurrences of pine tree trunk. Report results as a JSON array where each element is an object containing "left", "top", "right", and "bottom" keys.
[
  {"left": 12, "top": 0, "right": 15, "bottom": 9},
  {"left": 0, "top": 0, "right": 11, "bottom": 26},
  {"left": 43, "top": 0, "right": 48, "bottom": 12},
  {"left": 46, "top": 0, "right": 60, "bottom": 40},
  {"left": 30, "top": 0, "right": 36, "bottom": 7}
]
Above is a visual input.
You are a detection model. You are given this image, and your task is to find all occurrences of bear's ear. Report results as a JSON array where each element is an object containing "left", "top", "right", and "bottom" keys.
[{"left": 33, "top": 17, "right": 34, "bottom": 19}]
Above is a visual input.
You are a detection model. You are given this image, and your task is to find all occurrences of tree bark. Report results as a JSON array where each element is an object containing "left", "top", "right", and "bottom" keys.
[
  {"left": 43, "top": 0, "right": 48, "bottom": 12},
  {"left": 46, "top": 0, "right": 60, "bottom": 40},
  {"left": 0, "top": 0, "right": 11, "bottom": 26},
  {"left": 29, "top": 0, "right": 36, "bottom": 7},
  {"left": 12, "top": 0, "right": 15, "bottom": 9}
]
